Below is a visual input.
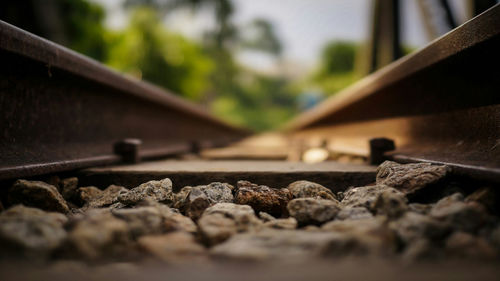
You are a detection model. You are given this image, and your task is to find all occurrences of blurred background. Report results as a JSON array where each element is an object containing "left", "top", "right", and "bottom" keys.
[{"left": 0, "top": 0, "right": 496, "bottom": 131}]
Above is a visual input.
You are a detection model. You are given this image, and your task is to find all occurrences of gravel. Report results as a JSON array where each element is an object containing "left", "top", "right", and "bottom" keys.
[{"left": 1, "top": 161, "right": 499, "bottom": 266}]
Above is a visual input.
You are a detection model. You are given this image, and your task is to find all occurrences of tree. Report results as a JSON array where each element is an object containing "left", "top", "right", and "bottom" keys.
[
  {"left": 0, "top": 0, "right": 108, "bottom": 61},
  {"left": 106, "top": 8, "right": 214, "bottom": 101}
]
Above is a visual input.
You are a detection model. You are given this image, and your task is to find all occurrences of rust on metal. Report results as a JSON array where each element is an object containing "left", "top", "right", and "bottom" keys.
[
  {"left": 287, "top": 5, "right": 500, "bottom": 182},
  {"left": 0, "top": 20, "right": 250, "bottom": 180}
]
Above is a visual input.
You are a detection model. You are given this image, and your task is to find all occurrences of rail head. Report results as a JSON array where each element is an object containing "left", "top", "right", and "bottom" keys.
[
  {"left": 0, "top": 20, "right": 250, "bottom": 180},
  {"left": 286, "top": 4, "right": 500, "bottom": 131}
]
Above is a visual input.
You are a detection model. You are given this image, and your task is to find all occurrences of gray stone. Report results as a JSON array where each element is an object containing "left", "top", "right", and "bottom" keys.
[
  {"left": 86, "top": 185, "right": 127, "bottom": 208},
  {"left": 287, "top": 198, "right": 340, "bottom": 226},
  {"left": 370, "top": 190, "right": 408, "bottom": 218},
  {"left": 64, "top": 209, "right": 130, "bottom": 260},
  {"left": 173, "top": 186, "right": 192, "bottom": 210},
  {"left": 430, "top": 193, "right": 488, "bottom": 233},
  {"left": 341, "top": 185, "right": 404, "bottom": 212},
  {"left": 138, "top": 232, "right": 207, "bottom": 264},
  {"left": 408, "top": 203, "right": 432, "bottom": 215},
  {"left": 336, "top": 207, "right": 373, "bottom": 221},
  {"left": 212, "top": 225, "right": 395, "bottom": 260},
  {"left": 390, "top": 212, "right": 450, "bottom": 244},
  {"left": 0, "top": 205, "right": 67, "bottom": 257},
  {"left": 178, "top": 182, "right": 234, "bottom": 220},
  {"left": 258, "top": 211, "right": 276, "bottom": 222},
  {"left": 263, "top": 217, "right": 298, "bottom": 230},
  {"left": 234, "top": 180, "right": 292, "bottom": 218},
  {"left": 198, "top": 203, "right": 262, "bottom": 246},
  {"left": 118, "top": 178, "right": 174, "bottom": 206},
  {"left": 490, "top": 226, "right": 500, "bottom": 250},
  {"left": 445, "top": 232, "right": 497, "bottom": 260},
  {"left": 60, "top": 177, "right": 79, "bottom": 202},
  {"left": 76, "top": 186, "right": 103, "bottom": 206},
  {"left": 465, "top": 187, "right": 499, "bottom": 214},
  {"left": 8, "top": 179, "right": 69, "bottom": 213},
  {"left": 376, "top": 161, "right": 449, "bottom": 194},
  {"left": 402, "top": 238, "right": 443, "bottom": 261},
  {"left": 112, "top": 207, "right": 166, "bottom": 238},
  {"left": 112, "top": 201, "right": 197, "bottom": 236},
  {"left": 287, "top": 180, "right": 337, "bottom": 201},
  {"left": 321, "top": 217, "right": 397, "bottom": 257},
  {"left": 210, "top": 229, "right": 345, "bottom": 260}
]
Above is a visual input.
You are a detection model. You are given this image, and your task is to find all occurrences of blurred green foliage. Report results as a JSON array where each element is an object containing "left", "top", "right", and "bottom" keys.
[
  {"left": 310, "top": 41, "right": 361, "bottom": 96},
  {"left": 105, "top": 8, "right": 214, "bottom": 101},
  {"left": 1, "top": 0, "right": 372, "bottom": 132}
]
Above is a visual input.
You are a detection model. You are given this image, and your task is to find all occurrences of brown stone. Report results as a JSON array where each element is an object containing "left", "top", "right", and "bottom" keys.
[
  {"left": 8, "top": 180, "right": 69, "bottom": 213},
  {"left": 60, "top": 177, "right": 79, "bottom": 202},
  {"left": 376, "top": 161, "right": 449, "bottom": 194},
  {"left": 234, "top": 180, "right": 292, "bottom": 217},
  {"left": 287, "top": 180, "right": 337, "bottom": 201},
  {"left": 287, "top": 198, "right": 340, "bottom": 226},
  {"left": 138, "top": 232, "right": 206, "bottom": 264},
  {"left": 76, "top": 186, "right": 103, "bottom": 206},
  {"left": 85, "top": 185, "right": 127, "bottom": 208}
]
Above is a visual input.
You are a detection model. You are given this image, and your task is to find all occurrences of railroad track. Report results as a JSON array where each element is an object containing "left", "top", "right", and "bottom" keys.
[{"left": 0, "top": 4, "right": 499, "bottom": 281}]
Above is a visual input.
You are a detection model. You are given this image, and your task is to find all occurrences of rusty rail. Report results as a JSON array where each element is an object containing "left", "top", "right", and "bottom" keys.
[
  {"left": 0, "top": 20, "right": 250, "bottom": 180},
  {"left": 287, "top": 5, "right": 500, "bottom": 182}
]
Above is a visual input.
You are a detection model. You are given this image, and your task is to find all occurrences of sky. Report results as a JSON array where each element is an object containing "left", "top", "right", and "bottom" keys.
[{"left": 93, "top": 0, "right": 469, "bottom": 72}]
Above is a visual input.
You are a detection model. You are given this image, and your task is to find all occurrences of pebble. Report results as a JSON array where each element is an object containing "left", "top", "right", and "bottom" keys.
[
  {"left": 430, "top": 193, "right": 488, "bottom": 233},
  {"left": 118, "top": 178, "right": 174, "bottom": 206},
  {"left": 465, "top": 187, "right": 499, "bottom": 215},
  {"left": 445, "top": 232, "right": 497, "bottom": 260},
  {"left": 336, "top": 207, "right": 373, "bottom": 220},
  {"left": 63, "top": 209, "right": 130, "bottom": 260},
  {"left": 8, "top": 179, "right": 70, "bottom": 213},
  {"left": 376, "top": 161, "right": 450, "bottom": 194},
  {"left": 390, "top": 212, "right": 450, "bottom": 244},
  {"left": 408, "top": 203, "right": 432, "bottom": 215},
  {"left": 370, "top": 189, "right": 408, "bottom": 218},
  {"left": 263, "top": 217, "right": 298, "bottom": 230},
  {"left": 0, "top": 205, "right": 67, "bottom": 258},
  {"left": 178, "top": 182, "right": 234, "bottom": 220},
  {"left": 211, "top": 229, "right": 350, "bottom": 260},
  {"left": 60, "top": 177, "right": 79, "bottom": 201},
  {"left": 173, "top": 186, "right": 192, "bottom": 209},
  {"left": 76, "top": 186, "right": 103, "bottom": 206},
  {"left": 287, "top": 198, "right": 340, "bottom": 226},
  {"left": 234, "top": 180, "right": 292, "bottom": 217},
  {"left": 112, "top": 206, "right": 167, "bottom": 238},
  {"left": 321, "top": 217, "right": 397, "bottom": 257},
  {"left": 86, "top": 185, "right": 128, "bottom": 208},
  {"left": 138, "top": 232, "right": 206, "bottom": 264},
  {"left": 198, "top": 203, "right": 262, "bottom": 246},
  {"left": 341, "top": 184, "right": 404, "bottom": 212},
  {"left": 287, "top": 180, "right": 337, "bottom": 201}
]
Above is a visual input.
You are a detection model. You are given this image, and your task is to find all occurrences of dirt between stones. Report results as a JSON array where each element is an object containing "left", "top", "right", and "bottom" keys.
[{"left": 0, "top": 161, "right": 499, "bottom": 268}]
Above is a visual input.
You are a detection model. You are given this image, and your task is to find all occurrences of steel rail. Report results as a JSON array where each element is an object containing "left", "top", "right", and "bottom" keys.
[
  {"left": 286, "top": 5, "right": 500, "bottom": 182},
  {"left": 0, "top": 20, "right": 250, "bottom": 180}
]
